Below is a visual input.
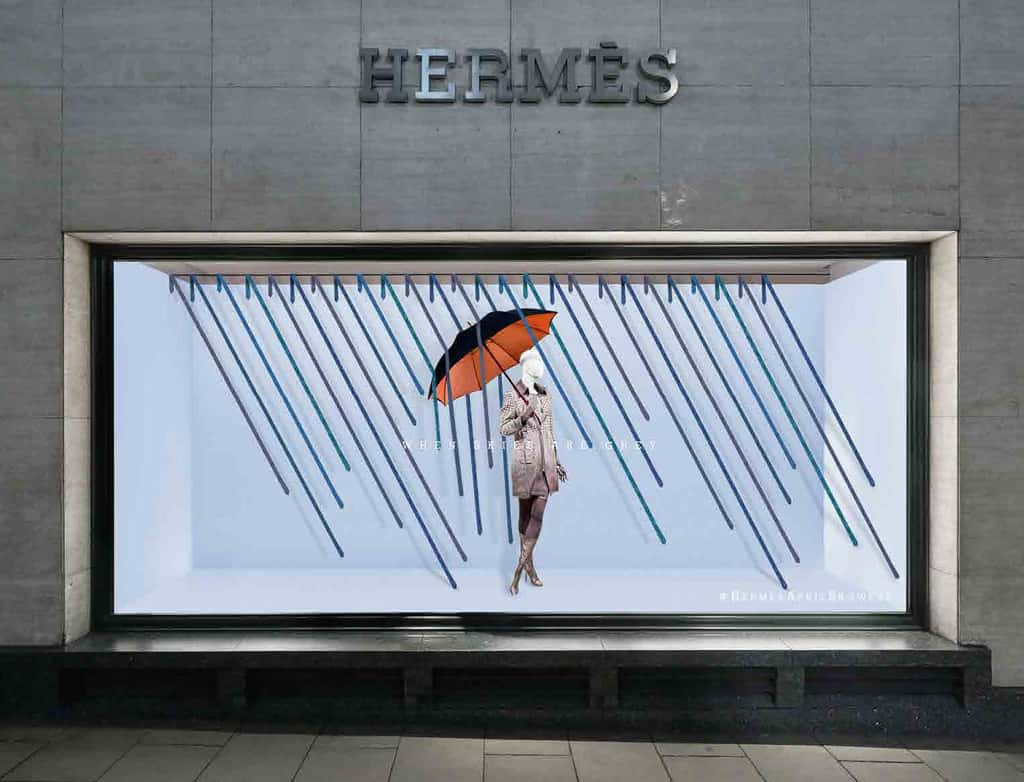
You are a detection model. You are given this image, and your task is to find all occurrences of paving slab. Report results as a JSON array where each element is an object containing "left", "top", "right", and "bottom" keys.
[
  {"left": 139, "top": 730, "right": 234, "bottom": 747},
  {"left": 999, "top": 753, "right": 1024, "bottom": 773},
  {"left": 312, "top": 734, "right": 399, "bottom": 750},
  {"left": 0, "top": 726, "right": 74, "bottom": 744},
  {"left": 741, "top": 743, "right": 852, "bottom": 782},
  {"left": 843, "top": 761, "right": 945, "bottom": 782},
  {"left": 997, "top": 753, "right": 1024, "bottom": 772},
  {"left": 825, "top": 744, "right": 920, "bottom": 763},
  {"left": 293, "top": 746, "right": 394, "bottom": 782},
  {"left": 663, "top": 755, "right": 762, "bottom": 781},
  {"left": 389, "top": 736, "right": 484, "bottom": 782},
  {"left": 98, "top": 744, "right": 219, "bottom": 782},
  {"left": 485, "top": 754, "right": 576, "bottom": 782},
  {"left": 485, "top": 738, "right": 570, "bottom": 755},
  {"left": 0, "top": 743, "right": 41, "bottom": 777},
  {"left": 912, "top": 749, "right": 1024, "bottom": 782},
  {"left": 656, "top": 742, "right": 744, "bottom": 757},
  {"left": 570, "top": 741, "right": 669, "bottom": 782},
  {"left": 4, "top": 729, "right": 141, "bottom": 782},
  {"left": 195, "top": 733, "right": 314, "bottom": 782}
]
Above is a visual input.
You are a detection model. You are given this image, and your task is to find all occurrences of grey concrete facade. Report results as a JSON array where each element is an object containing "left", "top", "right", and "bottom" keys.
[{"left": 1, "top": 0, "right": 1023, "bottom": 684}]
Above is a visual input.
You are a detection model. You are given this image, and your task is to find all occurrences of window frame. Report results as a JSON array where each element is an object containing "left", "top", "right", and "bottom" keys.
[{"left": 90, "top": 241, "right": 929, "bottom": 631}]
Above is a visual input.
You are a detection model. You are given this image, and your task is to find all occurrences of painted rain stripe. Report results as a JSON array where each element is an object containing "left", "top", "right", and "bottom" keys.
[
  {"left": 247, "top": 275, "right": 352, "bottom": 472},
  {"left": 221, "top": 276, "right": 347, "bottom": 513},
  {"left": 293, "top": 277, "right": 459, "bottom": 589},
  {"left": 174, "top": 278, "right": 289, "bottom": 496},
  {"left": 589, "top": 276, "right": 735, "bottom": 533},
  {"left": 475, "top": 277, "right": 515, "bottom": 544},
  {"left": 549, "top": 276, "right": 663, "bottom": 486},
  {"left": 623, "top": 278, "right": 786, "bottom": 589},
  {"left": 560, "top": 276, "right": 649, "bottom": 421},
  {"left": 193, "top": 280, "right": 342, "bottom": 554},
  {"left": 516, "top": 275, "right": 594, "bottom": 449},
  {"left": 498, "top": 374, "right": 514, "bottom": 544},
  {"left": 505, "top": 275, "right": 666, "bottom": 545},
  {"left": 409, "top": 278, "right": 465, "bottom": 497},
  {"left": 666, "top": 277, "right": 791, "bottom": 506},
  {"left": 647, "top": 280, "right": 799, "bottom": 564},
  {"left": 315, "top": 278, "right": 469, "bottom": 563},
  {"left": 381, "top": 274, "right": 441, "bottom": 446},
  {"left": 219, "top": 276, "right": 346, "bottom": 557},
  {"left": 765, "top": 276, "right": 876, "bottom": 487},
  {"left": 336, "top": 278, "right": 417, "bottom": 427},
  {"left": 741, "top": 278, "right": 897, "bottom": 578},
  {"left": 453, "top": 274, "right": 495, "bottom": 470},
  {"left": 431, "top": 274, "right": 483, "bottom": 534},
  {"left": 274, "top": 276, "right": 405, "bottom": 532},
  {"left": 716, "top": 276, "right": 859, "bottom": 548},
  {"left": 357, "top": 273, "right": 424, "bottom": 397},
  {"left": 692, "top": 277, "right": 797, "bottom": 470}
]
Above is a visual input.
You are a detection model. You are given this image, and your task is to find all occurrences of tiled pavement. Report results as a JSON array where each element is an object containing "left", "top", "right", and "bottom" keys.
[{"left": 0, "top": 725, "right": 1021, "bottom": 781}]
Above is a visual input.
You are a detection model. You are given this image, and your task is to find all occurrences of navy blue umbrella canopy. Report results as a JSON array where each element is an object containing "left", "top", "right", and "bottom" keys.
[{"left": 428, "top": 308, "right": 557, "bottom": 404}]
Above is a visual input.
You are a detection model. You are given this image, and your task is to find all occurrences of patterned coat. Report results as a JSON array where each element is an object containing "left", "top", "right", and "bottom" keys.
[{"left": 499, "top": 380, "right": 560, "bottom": 498}]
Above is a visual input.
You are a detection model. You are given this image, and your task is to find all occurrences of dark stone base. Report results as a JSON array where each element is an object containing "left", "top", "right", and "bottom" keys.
[{"left": 1, "top": 630, "right": 1016, "bottom": 741}]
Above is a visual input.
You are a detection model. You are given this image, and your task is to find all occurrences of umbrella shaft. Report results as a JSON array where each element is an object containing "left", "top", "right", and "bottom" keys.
[{"left": 481, "top": 341, "right": 534, "bottom": 410}]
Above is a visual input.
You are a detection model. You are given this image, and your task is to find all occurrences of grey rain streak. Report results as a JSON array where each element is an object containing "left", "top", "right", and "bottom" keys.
[{"left": 359, "top": 43, "right": 679, "bottom": 105}]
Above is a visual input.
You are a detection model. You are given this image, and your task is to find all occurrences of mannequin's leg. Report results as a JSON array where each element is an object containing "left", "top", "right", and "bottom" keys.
[
  {"left": 524, "top": 496, "right": 547, "bottom": 586},
  {"left": 517, "top": 498, "right": 531, "bottom": 538},
  {"left": 511, "top": 498, "right": 532, "bottom": 595}
]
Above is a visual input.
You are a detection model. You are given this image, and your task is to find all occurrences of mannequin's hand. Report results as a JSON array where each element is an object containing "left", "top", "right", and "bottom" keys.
[
  {"left": 556, "top": 463, "right": 568, "bottom": 482},
  {"left": 521, "top": 395, "right": 539, "bottom": 421}
]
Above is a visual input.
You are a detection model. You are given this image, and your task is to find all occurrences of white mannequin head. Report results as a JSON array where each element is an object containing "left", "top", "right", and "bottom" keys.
[{"left": 519, "top": 348, "right": 544, "bottom": 390}]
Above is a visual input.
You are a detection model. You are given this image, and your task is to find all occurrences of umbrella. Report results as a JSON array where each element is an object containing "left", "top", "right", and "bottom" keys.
[{"left": 428, "top": 308, "right": 557, "bottom": 405}]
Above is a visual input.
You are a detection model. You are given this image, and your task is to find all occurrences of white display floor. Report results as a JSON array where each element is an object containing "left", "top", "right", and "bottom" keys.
[{"left": 117, "top": 567, "right": 904, "bottom": 615}]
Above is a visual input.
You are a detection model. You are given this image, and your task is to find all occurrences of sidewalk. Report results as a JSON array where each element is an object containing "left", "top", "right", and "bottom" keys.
[{"left": 1, "top": 724, "right": 1022, "bottom": 781}]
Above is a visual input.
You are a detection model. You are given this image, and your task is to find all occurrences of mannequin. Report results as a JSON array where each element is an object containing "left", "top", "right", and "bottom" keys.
[
  {"left": 521, "top": 350, "right": 543, "bottom": 393},
  {"left": 499, "top": 348, "right": 566, "bottom": 595}
]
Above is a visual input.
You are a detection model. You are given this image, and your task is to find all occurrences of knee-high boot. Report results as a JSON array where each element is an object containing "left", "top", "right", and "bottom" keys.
[
  {"left": 525, "top": 541, "right": 543, "bottom": 587},
  {"left": 510, "top": 538, "right": 537, "bottom": 596}
]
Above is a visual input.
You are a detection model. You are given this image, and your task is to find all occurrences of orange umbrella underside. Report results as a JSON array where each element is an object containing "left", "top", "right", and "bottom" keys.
[{"left": 434, "top": 312, "right": 556, "bottom": 405}]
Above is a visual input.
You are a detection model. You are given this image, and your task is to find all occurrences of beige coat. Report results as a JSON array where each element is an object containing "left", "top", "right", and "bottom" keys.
[{"left": 499, "top": 381, "right": 560, "bottom": 498}]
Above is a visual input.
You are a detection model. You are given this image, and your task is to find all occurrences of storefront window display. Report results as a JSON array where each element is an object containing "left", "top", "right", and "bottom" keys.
[{"left": 108, "top": 254, "right": 915, "bottom": 617}]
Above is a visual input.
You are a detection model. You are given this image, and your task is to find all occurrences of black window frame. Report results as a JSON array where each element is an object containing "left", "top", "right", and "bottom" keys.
[{"left": 90, "top": 241, "right": 929, "bottom": 631}]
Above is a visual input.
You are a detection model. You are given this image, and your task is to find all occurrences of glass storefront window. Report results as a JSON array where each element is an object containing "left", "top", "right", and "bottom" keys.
[{"left": 108, "top": 255, "right": 916, "bottom": 618}]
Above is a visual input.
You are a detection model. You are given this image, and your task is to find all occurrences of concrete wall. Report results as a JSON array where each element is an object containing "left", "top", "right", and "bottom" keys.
[{"left": 0, "top": 0, "right": 1022, "bottom": 681}]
